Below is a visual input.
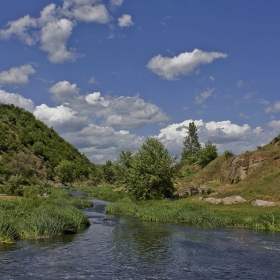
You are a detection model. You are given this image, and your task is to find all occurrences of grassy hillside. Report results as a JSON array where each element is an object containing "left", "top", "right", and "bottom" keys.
[
  {"left": 0, "top": 103, "right": 101, "bottom": 192},
  {"left": 176, "top": 137, "right": 280, "bottom": 202}
]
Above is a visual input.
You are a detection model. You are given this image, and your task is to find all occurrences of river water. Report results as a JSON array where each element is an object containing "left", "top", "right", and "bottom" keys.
[{"left": 1, "top": 198, "right": 280, "bottom": 279}]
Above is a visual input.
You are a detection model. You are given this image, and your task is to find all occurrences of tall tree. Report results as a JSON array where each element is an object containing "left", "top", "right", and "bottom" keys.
[
  {"left": 181, "top": 122, "right": 201, "bottom": 163},
  {"left": 125, "top": 138, "right": 178, "bottom": 200}
]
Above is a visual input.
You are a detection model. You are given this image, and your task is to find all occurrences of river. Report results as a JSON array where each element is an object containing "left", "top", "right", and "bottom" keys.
[{"left": 1, "top": 198, "right": 280, "bottom": 279}]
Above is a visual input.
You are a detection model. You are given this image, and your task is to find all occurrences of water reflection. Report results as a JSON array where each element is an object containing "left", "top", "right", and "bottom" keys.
[
  {"left": 1, "top": 199, "right": 280, "bottom": 279},
  {"left": 113, "top": 217, "right": 172, "bottom": 265}
]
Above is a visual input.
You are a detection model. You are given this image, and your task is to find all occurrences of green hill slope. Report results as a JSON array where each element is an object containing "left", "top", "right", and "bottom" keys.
[
  {"left": 176, "top": 137, "right": 280, "bottom": 202},
  {"left": 0, "top": 103, "right": 101, "bottom": 190}
]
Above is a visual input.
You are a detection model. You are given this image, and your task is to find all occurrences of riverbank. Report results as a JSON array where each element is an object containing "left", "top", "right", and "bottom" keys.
[
  {"left": 0, "top": 188, "right": 92, "bottom": 244},
  {"left": 79, "top": 185, "right": 280, "bottom": 231}
]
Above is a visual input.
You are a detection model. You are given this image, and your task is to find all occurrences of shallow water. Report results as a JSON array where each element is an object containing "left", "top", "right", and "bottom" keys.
[{"left": 1, "top": 198, "right": 280, "bottom": 279}]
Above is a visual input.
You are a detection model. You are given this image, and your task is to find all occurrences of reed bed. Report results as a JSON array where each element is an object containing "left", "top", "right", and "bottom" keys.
[{"left": 0, "top": 188, "right": 91, "bottom": 244}]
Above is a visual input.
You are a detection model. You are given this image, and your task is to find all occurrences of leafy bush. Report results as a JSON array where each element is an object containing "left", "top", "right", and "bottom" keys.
[
  {"left": 55, "top": 160, "right": 76, "bottom": 184},
  {"left": 273, "top": 134, "right": 280, "bottom": 143},
  {"left": 197, "top": 141, "right": 218, "bottom": 167},
  {"left": 223, "top": 150, "right": 234, "bottom": 159}
]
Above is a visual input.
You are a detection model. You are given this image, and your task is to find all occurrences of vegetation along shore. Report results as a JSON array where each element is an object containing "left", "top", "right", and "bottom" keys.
[{"left": 1, "top": 103, "right": 280, "bottom": 244}]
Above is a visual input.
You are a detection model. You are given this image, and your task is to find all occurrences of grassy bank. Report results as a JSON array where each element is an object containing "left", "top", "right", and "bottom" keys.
[
  {"left": 106, "top": 198, "right": 280, "bottom": 231},
  {"left": 76, "top": 185, "right": 125, "bottom": 202},
  {"left": 79, "top": 186, "right": 280, "bottom": 232},
  {"left": 0, "top": 188, "right": 92, "bottom": 244}
]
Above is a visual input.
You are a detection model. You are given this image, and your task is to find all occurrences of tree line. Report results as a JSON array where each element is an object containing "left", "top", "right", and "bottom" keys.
[{"left": 103, "top": 122, "right": 218, "bottom": 200}]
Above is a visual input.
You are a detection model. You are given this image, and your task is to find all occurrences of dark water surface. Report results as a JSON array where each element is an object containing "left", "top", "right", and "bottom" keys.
[{"left": 1, "top": 198, "right": 280, "bottom": 279}]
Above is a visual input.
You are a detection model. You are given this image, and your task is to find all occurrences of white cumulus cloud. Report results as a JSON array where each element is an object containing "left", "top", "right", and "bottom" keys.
[
  {"left": 155, "top": 119, "right": 277, "bottom": 157},
  {"left": 47, "top": 82, "right": 170, "bottom": 129},
  {"left": 0, "top": 15, "right": 38, "bottom": 45},
  {"left": 147, "top": 49, "right": 227, "bottom": 81},
  {"left": 34, "top": 103, "right": 87, "bottom": 133},
  {"left": 118, "top": 14, "right": 134, "bottom": 27},
  {"left": 0, "top": 64, "right": 36, "bottom": 87},
  {"left": 102, "top": 94, "right": 169, "bottom": 128},
  {"left": 0, "top": 1, "right": 110, "bottom": 63},
  {"left": 40, "top": 18, "right": 78, "bottom": 63},
  {"left": 49, "top": 81, "right": 80, "bottom": 103},
  {"left": 62, "top": 124, "right": 144, "bottom": 163},
  {"left": 0, "top": 89, "right": 34, "bottom": 112}
]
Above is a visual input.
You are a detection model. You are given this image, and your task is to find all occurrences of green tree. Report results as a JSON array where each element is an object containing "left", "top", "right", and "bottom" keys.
[
  {"left": 102, "top": 160, "right": 115, "bottom": 184},
  {"left": 126, "top": 137, "right": 177, "bottom": 200},
  {"left": 55, "top": 160, "right": 76, "bottom": 184},
  {"left": 181, "top": 122, "right": 201, "bottom": 163},
  {"left": 114, "top": 150, "right": 133, "bottom": 187},
  {"left": 198, "top": 140, "right": 218, "bottom": 167}
]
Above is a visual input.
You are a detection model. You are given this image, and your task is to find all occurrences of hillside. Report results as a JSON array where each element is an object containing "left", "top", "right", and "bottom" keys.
[
  {"left": 176, "top": 136, "right": 280, "bottom": 202},
  {"left": 0, "top": 103, "right": 101, "bottom": 190}
]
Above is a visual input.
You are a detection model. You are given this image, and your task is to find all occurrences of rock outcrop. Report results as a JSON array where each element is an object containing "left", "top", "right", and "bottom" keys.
[
  {"left": 251, "top": 199, "right": 279, "bottom": 207},
  {"left": 202, "top": 195, "right": 246, "bottom": 205},
  {"left": 172, "top": 185, "right": 211, "bottom": 198},
  {"left": 221, "top": 152, "right": 269, "bottom": 184}
]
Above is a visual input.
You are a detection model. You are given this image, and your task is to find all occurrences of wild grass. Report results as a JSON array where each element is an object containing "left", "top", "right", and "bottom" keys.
[
  {"left": 74, "top": 185, "right": 280, "bottom": 232},
  {"left": 76, "top": 185, "right": 125, "bottom": 202},
  {"left": 106, "top": 198, "right": 280, "bottom": 231},
  {"left": 0, "top": 188, "right": 91, "bottom": 244}
]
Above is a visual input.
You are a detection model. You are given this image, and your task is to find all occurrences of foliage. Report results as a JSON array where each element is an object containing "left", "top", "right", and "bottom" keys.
[
  {"left": 197, "top": 141, "right": 218, "bottom": 167},
  {"left": 180, "top": 122, "right": 217, "bottom": 169},
  {"left": 0, "top": 103, "right": 100, "bottom": 185},
  {"left": 181, "top": 122, "right": 201, "bottom": 164},
  {"left": 273, "top": 133, "right": 280, "bottom": 143},
  {"left": 119, "top": 138, "right": 178, "bottom": 200},
  {"left": 102, "top": 160, "right": 115, "bottom": 184},
  {"left": 5, "top": 174, "right": 25, "bottom": 195},
  {"left": 114, "top": 150, "right": 133, "bottom": 187},
  {"left": 55, "top": 160, "right": 76, "bottom": 184},
  {"left": 223, "top": 150, "right": 234, "bottom": 159}
]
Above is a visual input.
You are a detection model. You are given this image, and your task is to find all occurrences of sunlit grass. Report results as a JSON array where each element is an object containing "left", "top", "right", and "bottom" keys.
[
  {"left": 106, "top": 198, "right": 280, "bottom": 231},
  {"left": 76, "top": 185, "right": 125, "bottom": 202},
  {"left": 0, "top": 188, "right": 91, "bottom": 244}
]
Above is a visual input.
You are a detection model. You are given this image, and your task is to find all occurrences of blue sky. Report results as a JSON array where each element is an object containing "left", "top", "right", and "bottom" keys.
[{"left": 0, "top": 0, "right": 280, "bottom": 163}]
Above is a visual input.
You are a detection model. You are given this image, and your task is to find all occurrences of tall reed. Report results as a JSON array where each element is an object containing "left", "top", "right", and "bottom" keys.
[{"left": 0, "top": 188, "right": 91, "bottom": 243}]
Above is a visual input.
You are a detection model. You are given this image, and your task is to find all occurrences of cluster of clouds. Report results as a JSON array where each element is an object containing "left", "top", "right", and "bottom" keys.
[
  {"left": 0, "top": 61, "right": 279, "bottom": 163},
  {"left": 0, "top": 2, "right": 280, "bottom": 163},
  {"left": 0, "top": 0, "right": 133, "bottom": 63},
  {"left": 1, "top": 71, "right": 280, "bottom": 163},
  {"left": 0, "top": 64, "right": 36, "bottom": 87}
]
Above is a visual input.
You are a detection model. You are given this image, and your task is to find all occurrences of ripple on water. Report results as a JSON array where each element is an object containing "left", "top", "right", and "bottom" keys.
[{"left": 1, "top": 200, "right": 280, "bottom": 279}]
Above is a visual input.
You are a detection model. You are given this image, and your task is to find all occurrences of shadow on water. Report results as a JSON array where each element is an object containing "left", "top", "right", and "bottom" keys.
[{"left": 113, "top": 217, "right": 172, "bottom": 266}]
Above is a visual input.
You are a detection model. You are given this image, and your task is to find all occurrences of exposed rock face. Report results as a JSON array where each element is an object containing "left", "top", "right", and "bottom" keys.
[
  {"left": 221, "top": 152, "right": 269, "bottom": 184},
  {"left": 172, "top": 185, "right": 211, "bottom": 198},
  {"left": 203, "top": 195, "right": 246, "bottom": 205},
  {"left": 251, "top": 199, "right": 279, "bottom": 207}
]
